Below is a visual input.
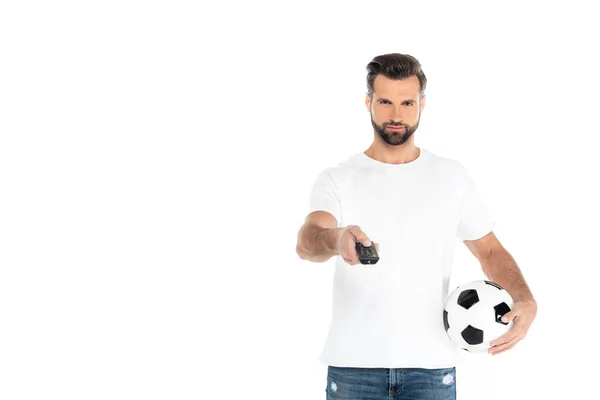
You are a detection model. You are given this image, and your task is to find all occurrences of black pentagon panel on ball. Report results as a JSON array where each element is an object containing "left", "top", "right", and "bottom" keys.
[
  {"left": 461, "top": 325, "right": 484, "bottom": 345},
  {"left": 494, "top": 302, "right": 511, "bottom": 325},
  {"left": 443, "top": 310, "right": 449, "bottom": 331},
  {"left": 484, "top": 280, "right": 503, "bottom": 290},
  {"left": 457, "top": 289, "right": 479, "bottom": 309}
]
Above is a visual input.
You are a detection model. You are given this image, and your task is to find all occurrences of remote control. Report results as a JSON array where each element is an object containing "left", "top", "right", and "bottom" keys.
[{"left": 355, "top": 242, "right": 379, "bottom": 265}]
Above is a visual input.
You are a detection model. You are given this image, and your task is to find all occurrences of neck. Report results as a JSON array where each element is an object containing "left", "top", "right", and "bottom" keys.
[{"left": 364, "top": 139, "right": 420, "bottom": 165}]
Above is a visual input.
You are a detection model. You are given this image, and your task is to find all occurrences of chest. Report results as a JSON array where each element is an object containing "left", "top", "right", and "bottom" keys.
[{"left": 339, "top": 171, "right": 461, "bottom": 242}]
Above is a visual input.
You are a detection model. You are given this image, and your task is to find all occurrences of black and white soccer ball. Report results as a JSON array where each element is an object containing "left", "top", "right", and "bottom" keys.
[{"left": 443, "top": 280, "right": 514, "bottom": 353}]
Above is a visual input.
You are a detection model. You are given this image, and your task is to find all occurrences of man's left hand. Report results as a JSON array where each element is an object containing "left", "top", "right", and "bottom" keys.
[{"left": 488, "top": 300, "right": 537, "bottom": 356}]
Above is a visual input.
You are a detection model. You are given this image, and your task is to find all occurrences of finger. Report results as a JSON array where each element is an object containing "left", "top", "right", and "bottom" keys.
[
  {"left": 347, "top": 225, "right": 371, "bottom": 246},
  {"left": 489, "top": 329, "right": 518, "bottom": 347},
  {"left": 490, "top": 328, "right": 526, "bottom": 351},
  {"left": 344, "top": 242, "right": 360, "bottom": 265},
  {"left": 375, "top": 243, "right": 380, "bottom": 252},
  {"left": 490, "top": 338, "right": 520, "bottom": 356},
  {"left": 488, "top": 335, "right": 518, "bottom": 355},
  {"left": 489, "top": 316, "right": 527, "bottom": 347},
  {"left": 500, "top": 309, "right": 518, "bottom": 324},
  {"left": 342, "top": 252, "right": 358, "bottom": 265},
  {"left": 496, "top": 340, "right": 520, "bottom": 355}
]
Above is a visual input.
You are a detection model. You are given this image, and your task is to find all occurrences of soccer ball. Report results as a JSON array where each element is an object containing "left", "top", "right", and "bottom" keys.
[{"left": 443, "top": 280, "right": 514, "bottom": 353}]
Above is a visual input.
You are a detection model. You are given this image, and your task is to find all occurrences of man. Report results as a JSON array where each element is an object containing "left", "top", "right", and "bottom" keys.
[{"left": 295, "top": 53, "right": 537, "bottom": 400}]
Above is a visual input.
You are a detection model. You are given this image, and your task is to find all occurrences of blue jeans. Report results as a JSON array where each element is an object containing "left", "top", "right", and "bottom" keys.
[{"left": 325, "top": 366, "right": 456, "bottom": 400}]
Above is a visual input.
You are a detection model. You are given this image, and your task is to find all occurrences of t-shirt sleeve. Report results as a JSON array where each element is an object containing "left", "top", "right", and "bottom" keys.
[
  {"left": 456, "top": 164, "right": 495, "bottom": 241},
  {"left": 308, "top": 168, "right": 342, "bottom": 226}
]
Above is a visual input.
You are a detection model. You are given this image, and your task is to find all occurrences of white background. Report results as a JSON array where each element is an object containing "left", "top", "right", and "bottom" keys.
[{"left": 1, "top": 1, "right": 599, "bottom": 399}]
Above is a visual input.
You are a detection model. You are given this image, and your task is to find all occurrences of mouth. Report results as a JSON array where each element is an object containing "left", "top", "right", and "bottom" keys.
[{"left": 386, "top": 125, "right": 405, "bottom": 132}]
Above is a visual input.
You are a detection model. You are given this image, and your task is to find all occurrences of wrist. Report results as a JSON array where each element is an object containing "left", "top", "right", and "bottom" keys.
[{"left": 329, "top": 227, "right": 345, "bottom": 255}]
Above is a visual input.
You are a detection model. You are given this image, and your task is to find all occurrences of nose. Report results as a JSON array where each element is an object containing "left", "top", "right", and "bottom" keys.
[{"left": 391, "top": 106, "right": 404, "bottom": 122}]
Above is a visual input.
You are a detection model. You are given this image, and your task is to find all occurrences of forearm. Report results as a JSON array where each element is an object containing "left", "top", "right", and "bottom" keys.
[
  {"left": 296, "top": 224, "right": 342, "bottom": 262},
  {"left": 481, "top": 249, "right": 536, "bottom": 304}
]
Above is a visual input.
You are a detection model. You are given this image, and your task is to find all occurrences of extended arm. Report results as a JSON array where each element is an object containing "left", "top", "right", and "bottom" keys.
[{"left": 296, "top": 211, "right": 342, "bottom": 263}]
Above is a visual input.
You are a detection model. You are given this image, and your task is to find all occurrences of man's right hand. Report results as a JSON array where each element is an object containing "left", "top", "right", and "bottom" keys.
[{"left": 336, "top": 225, "right": 380, "bottom": 266}]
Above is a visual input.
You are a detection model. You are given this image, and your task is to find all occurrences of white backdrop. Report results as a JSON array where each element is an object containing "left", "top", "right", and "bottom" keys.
[{"left": 1, "top": 1, "right": 599, "bottom": 399}]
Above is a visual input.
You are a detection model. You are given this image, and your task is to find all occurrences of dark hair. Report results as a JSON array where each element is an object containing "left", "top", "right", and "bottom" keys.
[{"left": 366, "top": 53, "right": 427, "bottom": 99}]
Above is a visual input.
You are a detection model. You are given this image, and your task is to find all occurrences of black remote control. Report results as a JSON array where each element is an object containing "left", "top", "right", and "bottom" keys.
[{"left": 355, "top": 242, "right": 379, "bottom": 264}]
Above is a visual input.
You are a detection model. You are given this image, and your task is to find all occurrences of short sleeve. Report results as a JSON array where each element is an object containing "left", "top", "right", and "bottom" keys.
[
  {"left": 308, "top": 168, "right": 342, "bottom": 226},
  {"left": 456, "top": 165, "right": 495, "bottom": 241}
]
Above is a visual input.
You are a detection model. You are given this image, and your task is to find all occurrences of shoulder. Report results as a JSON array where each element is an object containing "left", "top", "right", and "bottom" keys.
[
  {"left": 422, "top": 148, "right": 468, "bottom": 178},
  {"left": 317, "top": 153, "right": 364, "bottom": 182}
]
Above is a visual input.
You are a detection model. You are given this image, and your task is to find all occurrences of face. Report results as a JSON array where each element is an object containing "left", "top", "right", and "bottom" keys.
[{"left": 365, "top": 74, "right": 425, "bottom": 146}]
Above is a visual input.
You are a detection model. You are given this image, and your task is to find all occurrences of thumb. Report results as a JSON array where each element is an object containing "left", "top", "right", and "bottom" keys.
[{"left": 501, "top": 310, "right": 517, "bottom": 323}]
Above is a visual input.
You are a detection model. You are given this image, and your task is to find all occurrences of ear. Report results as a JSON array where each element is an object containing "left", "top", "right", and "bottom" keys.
[
  {"left": 365, "top": 92, "right": 371, "bottom": 112},
  {"left": 420, "top": 94, "right": 426, "bottom": 111}
]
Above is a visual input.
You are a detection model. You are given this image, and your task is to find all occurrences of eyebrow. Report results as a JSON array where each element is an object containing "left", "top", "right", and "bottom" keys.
[{"left": 378, "top": 98, "right": 416, "bottom": 103}]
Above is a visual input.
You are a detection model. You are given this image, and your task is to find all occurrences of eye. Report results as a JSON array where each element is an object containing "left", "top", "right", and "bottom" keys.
[
  {"left": 379, "top": 100, "right": 391, "bottom": 105},
  {"left": 403, "top": 102, "right": 414, "bottom": 106}
]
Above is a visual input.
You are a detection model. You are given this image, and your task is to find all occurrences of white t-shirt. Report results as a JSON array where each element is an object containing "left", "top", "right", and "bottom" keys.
[{"left": 308, "top": 147, "right": 495, "bottom": 368}]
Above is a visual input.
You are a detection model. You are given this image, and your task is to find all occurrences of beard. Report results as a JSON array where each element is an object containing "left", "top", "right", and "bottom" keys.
[{"left": 371, "top": 114, "right": 420, "bottom": 146}]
